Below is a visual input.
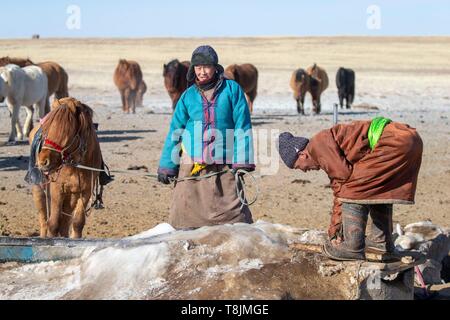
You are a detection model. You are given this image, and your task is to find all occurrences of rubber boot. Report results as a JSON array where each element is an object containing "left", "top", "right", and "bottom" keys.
[
  {"left": 366, "top": 204, "right": 395, "bottom": 253},
  {"left": 323, "top": 203, "right": 368, "bottom": 261}
]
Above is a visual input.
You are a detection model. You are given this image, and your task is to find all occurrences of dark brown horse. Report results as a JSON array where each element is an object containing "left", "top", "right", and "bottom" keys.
[
  {"left": 163, "top": 59, "right": 190, "bottom": 111},
  {"left": 114, "top": 59, "right": 143, "bottom": 114},
  {"left": 225, "top": 64, "right": 258, "bottom": 113},
  {"left": 336, "top": 67, "right": 355, "bottom": 109},
  {"left": 29, "top": 97, "right": 102, "bottom": 238}
]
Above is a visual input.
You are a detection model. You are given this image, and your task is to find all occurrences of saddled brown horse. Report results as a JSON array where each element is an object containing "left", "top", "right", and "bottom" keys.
[
  {"left": 29, "top": 97, "right": 102, "bottom": 238},
  {"left": 163, "top": 59, "right": 190, "bottom": 111},
  {"left": 225, "top": 64, "right": 258, "bottom": 113},
  {"left": 114, "top": 59, "right": 143, "bottom": 114},
  {"left": 290, "top": 64, "right": 329, "bottom": 114},
  {"left": 0, "top": 57, "right": 69, "bottom": 113}
]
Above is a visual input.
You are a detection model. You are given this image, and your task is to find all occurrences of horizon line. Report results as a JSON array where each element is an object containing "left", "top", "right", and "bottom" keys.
[{"left": 1, "top": 35, "right": 450, "bottom": 41}]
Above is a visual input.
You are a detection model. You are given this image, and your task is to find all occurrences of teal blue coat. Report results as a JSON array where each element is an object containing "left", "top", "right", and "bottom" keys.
[{"left": 158, "top": 79, "right": 255, "bottom": 175}]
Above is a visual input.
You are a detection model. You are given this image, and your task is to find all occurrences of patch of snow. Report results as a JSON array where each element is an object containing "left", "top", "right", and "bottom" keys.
[{"left": 126, "top": 223, "right": 175, "bottom": 240}]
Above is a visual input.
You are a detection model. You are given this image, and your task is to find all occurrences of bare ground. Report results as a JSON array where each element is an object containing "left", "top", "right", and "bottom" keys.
[{"left": 0, "top": 37, "right": 449, "bottom": 238}]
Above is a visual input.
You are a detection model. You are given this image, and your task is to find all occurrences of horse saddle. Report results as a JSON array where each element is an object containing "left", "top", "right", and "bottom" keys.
[{"left": 24, "top": 127, "right": 45, "bottom": 185}]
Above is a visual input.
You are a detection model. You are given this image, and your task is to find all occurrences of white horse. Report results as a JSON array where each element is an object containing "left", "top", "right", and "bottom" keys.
[{"left": 0, "top": 64, "right": 48, "bottom": 143}]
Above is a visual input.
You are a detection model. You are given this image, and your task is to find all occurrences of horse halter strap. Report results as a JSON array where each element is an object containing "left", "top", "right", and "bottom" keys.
[{"left": 42, "top": 129, "right": 83, "bottom": 163}]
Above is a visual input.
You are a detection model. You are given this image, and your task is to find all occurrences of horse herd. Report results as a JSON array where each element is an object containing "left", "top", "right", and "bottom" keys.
[
  {"left": 114, "top": 58, "right": 355, "bottom": 117},
  {"left": 115, "top": 59, "right": 260, "bottom": 114},
  {"left": 0, "top": 55, "right": 356, "bottom": 145}
]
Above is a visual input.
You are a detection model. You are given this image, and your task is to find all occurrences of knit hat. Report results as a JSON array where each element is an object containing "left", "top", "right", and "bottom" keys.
[
  {"left": 187, "top": 45, "right": 225, "bottom": 82},
  {"left": 277, "top": 132, "right": 309, "bottom": 169}
]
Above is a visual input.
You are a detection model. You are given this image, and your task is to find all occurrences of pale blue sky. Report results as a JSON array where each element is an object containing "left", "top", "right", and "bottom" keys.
[{"left": 0, "top": 0, "right": 449, "bottom": 38}]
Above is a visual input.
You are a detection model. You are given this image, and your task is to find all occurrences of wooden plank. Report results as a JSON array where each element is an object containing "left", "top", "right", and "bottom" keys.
[
  {"left": 289, "top": 242, "right": 426, "bottom": 272},
  {"left": 289, "top": 242, "right": 387, "bottom": 261}
]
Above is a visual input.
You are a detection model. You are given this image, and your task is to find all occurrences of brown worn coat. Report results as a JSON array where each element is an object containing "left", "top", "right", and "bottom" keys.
[{"left": 294, "top": 120, "right": 423, "bottom": 238}]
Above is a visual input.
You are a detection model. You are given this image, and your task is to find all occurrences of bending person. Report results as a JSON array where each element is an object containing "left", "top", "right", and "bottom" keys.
[{"left": 277, "top": 118, "right": 423, "bottom": 261}]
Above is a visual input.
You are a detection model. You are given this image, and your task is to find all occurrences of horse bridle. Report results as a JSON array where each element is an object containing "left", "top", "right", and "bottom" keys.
[{"left": 41, "top": 127, "right": 87, "bottom": 166}]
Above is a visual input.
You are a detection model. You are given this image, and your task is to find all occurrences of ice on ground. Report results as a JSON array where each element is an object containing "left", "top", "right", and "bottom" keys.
[
  {"left": 0, "top": 220, "right": 448, "bottom": 299},
  {"left": 0, "top": 221, "right": 311, "bottom": 299}
]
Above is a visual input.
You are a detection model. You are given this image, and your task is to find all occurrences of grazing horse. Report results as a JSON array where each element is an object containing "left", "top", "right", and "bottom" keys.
[
  {"left": 29, "top": 97, "right": 102, "bottom": 238},
  {"left": 163, "top": 59, "right": 190, "bottom": 111},
  {"left": 0, "top": 64, "right": 48, "bottom": 143},
  {"left": 113, "top": 59, "right": 143, "bottom": 114},
  {"left": 0, "top": 57, "right": 70, "bottom": 113},
  {"left": 336, "top": 67, "right": 355, "bottom": 109},
  {"left": 136, "top": 80, "right": 147, "bottom": 108},
  {"left": 290, "top": 64, "right": 329, "bottom": 114},
  {"left": 225, "top": 64, "right": 258, "bottom": 113}
]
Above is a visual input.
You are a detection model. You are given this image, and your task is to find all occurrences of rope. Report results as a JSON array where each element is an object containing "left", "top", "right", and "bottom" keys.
[
  {"left": 171, "top": 169, "right": 229, "bottom": 182},
  {"left": 71, "top": 164, "right": 259, "bottom": 207},
  {"left": 234, "top": 169, "right": 259, "bottom": 207}
]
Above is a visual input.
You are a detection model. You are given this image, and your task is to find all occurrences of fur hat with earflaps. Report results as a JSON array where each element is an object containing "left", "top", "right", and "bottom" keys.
[{"left": 186, "top": 45, "right": 225, "bottom": 83}]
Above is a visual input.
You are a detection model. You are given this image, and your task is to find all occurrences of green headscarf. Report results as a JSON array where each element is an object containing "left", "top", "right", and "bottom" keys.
[{"left": 368, "top": 117, "right": 392, "bottom": 151}]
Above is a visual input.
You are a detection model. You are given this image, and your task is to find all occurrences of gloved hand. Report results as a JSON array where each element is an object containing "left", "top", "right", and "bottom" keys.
[{"left": 158, "top": 173, "right": 177, "bottom": 185}]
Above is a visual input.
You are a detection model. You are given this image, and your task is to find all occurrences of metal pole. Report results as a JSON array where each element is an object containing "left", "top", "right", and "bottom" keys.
[{"left": 333, "top": 103, "right": 339, "bottom": 125}]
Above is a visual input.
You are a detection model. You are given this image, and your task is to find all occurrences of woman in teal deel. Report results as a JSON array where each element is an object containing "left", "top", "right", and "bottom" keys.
[{"left": 157, "top": 45, "right": 255, "bottom": 229}]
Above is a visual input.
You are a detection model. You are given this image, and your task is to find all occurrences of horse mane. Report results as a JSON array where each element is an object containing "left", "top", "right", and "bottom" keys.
[
  {"left": 117, "top": 59, "right": 132, "bottom": 72},
  {"left": 0, "top": 67, "right": 8, "bottom": 83},
  {"left": 42, "top": 98, "right": 95, "bottom": 145},
  {"left": 164, "top": 59, "right": 179, "bottom": 75},
  {"left": 0, "top": 65, "right": 15, "bottom": 88},
  {"left": 295, "top": 68, "right": 306, "bottom": 82},
  {"left": 309, "top": 76, "right": 320, "bottom": 89}
]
